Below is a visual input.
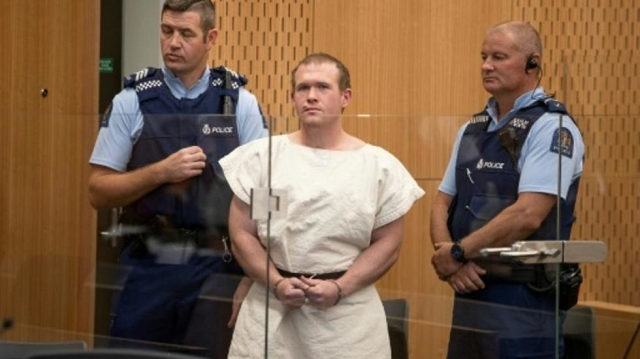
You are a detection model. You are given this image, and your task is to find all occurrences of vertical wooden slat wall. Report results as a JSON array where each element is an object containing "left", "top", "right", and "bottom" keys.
[
  {"left": 213, "top": 0, "right": 313, "bottom": 133},
  {"left": 211, "top": 0, "right": 639, "bottom": 357},
  {"left": 515, "top": 0, "right": 640, "bottom": 308}
]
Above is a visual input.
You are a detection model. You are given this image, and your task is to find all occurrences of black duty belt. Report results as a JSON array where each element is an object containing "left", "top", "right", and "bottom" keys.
[
  {"left": 125, "top": 227, "right": 227, "bottom": 252},
  {"left": 277, "top": 268, "right": 346, "bottom": 280},
  {"left": 125, "top": 215, "right": 225, "bottom": 247},
  {"left": 478, "top": 260, "right": 540, "bottom": 284},
  {"left": 155, "top": 228, "right": 227, "bottom": 251}
]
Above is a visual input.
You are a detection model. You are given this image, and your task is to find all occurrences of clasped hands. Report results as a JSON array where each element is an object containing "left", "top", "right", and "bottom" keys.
[
  {"left": 431, "top": 242, "right": 487, "bottom": 294},
  {"left": 274, "top": 276, "right": 340, "bottom": 310}
]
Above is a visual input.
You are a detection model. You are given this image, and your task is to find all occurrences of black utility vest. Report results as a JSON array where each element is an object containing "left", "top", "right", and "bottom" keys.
[
  {"left": 447, "top": 99, "right": 581, "bottom": 243},
  {"left": 124, "top": 67, "right": 245, "bottom": 229}
]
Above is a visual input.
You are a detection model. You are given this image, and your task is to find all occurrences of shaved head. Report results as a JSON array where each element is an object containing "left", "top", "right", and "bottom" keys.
[{"left": 488, "top": 21, "right": 543, "bottom": 60}]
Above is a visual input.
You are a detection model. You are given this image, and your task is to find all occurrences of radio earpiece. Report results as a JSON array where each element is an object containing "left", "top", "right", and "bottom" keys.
[{"left": 525, "top": 56, "right": 539, "bottom": 73}]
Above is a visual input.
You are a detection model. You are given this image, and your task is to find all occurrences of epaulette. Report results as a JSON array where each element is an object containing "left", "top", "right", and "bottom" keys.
[
  {"left": 543, "top": 98, "right": 568, "bottom": 114},
  {"left": 210, "top": 66, "right": 248, "bottom": 88},
  {"left": 123, "top": 67, "right": 161, "bottom": 92},
  {"left": 464, "top": 110, "right": 492, "bottom": 133}
]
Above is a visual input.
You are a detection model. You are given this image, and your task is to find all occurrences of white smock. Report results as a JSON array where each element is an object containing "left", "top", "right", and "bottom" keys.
[{"left": 220, "top": 135, "right": 424, "bottom": 359}]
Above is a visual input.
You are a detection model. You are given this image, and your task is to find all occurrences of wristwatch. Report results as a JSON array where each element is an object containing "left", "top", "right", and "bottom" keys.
[{"left": 450, "top": 242, "right": 467, "bottom": 263}]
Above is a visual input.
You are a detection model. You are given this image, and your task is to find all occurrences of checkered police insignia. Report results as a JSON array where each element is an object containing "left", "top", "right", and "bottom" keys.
[
  {"left": 212, "top": 78, "right": 223, "bottom": 87},
  {"left": 231, "top": 81, "right": 239, "bottom": 89},
  {"left": 550, "top": 127, "right": 574, "bottom": 158},
  {"left": 509, "top": 118, "right": 530, "bottom": 130},
  {"left": 135, "top": 80, "right": 163, "bottom": 93}
]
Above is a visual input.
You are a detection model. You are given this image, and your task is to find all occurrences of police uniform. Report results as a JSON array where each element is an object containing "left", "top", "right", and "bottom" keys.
[
  {"left": 439, "top": 88, "right": 584, "bottom": 359},
  {"left": 90, "top": 66, "right": 266, "bottom": 358}
]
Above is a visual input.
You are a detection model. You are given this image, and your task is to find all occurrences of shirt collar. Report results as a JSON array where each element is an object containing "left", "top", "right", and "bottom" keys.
[
  {"left": 485, "top": 87, "right": 547, "bottom": 127},
  {"left": 161, "top": 65, "right": 211, "bottom": 99}
]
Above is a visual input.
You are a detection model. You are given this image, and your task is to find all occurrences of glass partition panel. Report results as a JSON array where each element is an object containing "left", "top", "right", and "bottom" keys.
[
  {"left": 0, "top": 111, "right": 636, "bottom": 359},
  {"left": 566, "top": 111, "right": 640, "bottom": 359},
  {"left": 558, "top": 51, "right": 639, "bottom": 358}
]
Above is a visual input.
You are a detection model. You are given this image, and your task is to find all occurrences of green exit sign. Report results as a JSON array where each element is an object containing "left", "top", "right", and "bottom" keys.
[{"left": 99, "top": 57, "right": 114, "bottom": 74}]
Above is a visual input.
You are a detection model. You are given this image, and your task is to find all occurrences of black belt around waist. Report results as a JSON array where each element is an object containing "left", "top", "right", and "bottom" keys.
[{"left": 277, "top": 268, "right": 346, "bottom": 280}]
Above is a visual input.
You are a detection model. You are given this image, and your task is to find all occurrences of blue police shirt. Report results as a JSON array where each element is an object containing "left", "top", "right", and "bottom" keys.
[
  {"left": 439, "top": 87, "right": 584, "bottom": 200},
  {"left": 90, "top": 65, "right": 267, "bottom": 172}
]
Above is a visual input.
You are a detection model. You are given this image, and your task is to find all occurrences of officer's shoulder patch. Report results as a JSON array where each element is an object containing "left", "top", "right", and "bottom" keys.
[
  {"left": 100, "top": 102, "right": 113, "bottom": 128},
  {"left": 550, "top": 127, "right": 574, "bottom": 158}
]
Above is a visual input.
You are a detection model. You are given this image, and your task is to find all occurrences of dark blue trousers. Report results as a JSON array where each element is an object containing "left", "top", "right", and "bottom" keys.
[
  {"left": 109, "top": 242, "right": 243, "bottom": 359},
  {"left": 447, "top": 283, "right": 564, "bottom": 359}
]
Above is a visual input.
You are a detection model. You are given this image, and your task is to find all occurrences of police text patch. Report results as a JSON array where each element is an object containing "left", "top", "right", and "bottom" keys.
[
  {"left": 100, "top": 102, "right": 113, "bottom": 128},
  {"left": 550, "top": 127, "right": 574, "bottom": 158}
]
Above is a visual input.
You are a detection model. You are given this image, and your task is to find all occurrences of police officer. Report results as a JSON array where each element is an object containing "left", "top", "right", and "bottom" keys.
[
  {"left": 430, "top": 21, "right": 584, "bottom": 359},
  {"left": 88, "top": 0, "right": 266, "bottom": 357}
]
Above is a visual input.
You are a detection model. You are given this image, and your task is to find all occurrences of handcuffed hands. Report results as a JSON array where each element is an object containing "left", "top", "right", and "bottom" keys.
[{"left": 273, "top": 276, "right": 342, "bottom": 310}]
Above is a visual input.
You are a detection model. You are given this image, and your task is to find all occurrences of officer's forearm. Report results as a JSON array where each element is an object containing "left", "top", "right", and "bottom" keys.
[
  {"left": 430, "top": 191, "right": 454, "bottom": 248},
  {"left": 88, "top": 164, "right": 165, "bottom": 209},
  {"left": 460, "top": 192, "right": 556, "bottom": 258}
]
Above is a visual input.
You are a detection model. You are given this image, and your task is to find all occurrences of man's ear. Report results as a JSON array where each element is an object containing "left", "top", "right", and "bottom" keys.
[
  {"left": 341, "top": 88, "right": 352, "bottom": 109},
  {"left": 206, "top": 28, "right": 218, "bottom": 48}
]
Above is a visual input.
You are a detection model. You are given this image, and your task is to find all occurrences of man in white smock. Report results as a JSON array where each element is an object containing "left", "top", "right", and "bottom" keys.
[{"left": 219, "top": 53, "right": 425, "bottom": 359}]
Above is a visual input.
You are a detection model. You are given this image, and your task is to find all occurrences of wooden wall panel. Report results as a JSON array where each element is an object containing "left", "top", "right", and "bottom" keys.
[
  {"left": 313, "top": 0, "right": 511, "bottom": 117},
  {"left": 0, "top": 0, "right": 98, "bottom": 343},
  {"left": 581, "top": 301, "right": 640, "bottom": 359},
  {"left": 212, "top": 0, "right": 313, "bottom": 134}
]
